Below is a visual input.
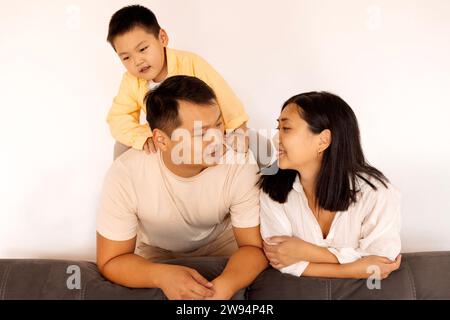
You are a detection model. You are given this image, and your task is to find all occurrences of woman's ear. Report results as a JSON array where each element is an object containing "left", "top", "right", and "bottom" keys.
[
  {"left": 318, "top": 129, "right": 332, "bottom": 152},
  {"left": 153, "top": 129, "right": 169, "bottom": 151}
]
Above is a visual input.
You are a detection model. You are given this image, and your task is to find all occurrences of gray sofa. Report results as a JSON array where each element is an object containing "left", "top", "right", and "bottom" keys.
[{"left": 1, "top": 252, "right": 449, "bottom": 300}]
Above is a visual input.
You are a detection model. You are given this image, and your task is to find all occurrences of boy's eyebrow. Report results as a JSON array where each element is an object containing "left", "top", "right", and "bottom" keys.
[
  {"left": 277, "top": 118, "right": 290, "bottom": 122},
  {"left": 118, "top": 41, "right": 147, "bottom": 56}
]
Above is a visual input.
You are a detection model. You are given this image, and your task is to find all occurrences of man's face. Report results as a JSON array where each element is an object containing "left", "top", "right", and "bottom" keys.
[
  {"left": 113, "top": 26, "right": 168, "bottom": 82},
  {"left": 168, "top": 100, "right": 226, "bottom": 168}
]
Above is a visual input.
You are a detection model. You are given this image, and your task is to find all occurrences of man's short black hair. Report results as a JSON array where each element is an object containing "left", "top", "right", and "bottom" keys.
[
  {"left": 107, "top": 5, "right": 161, "bottom": 47},
  {"left": 145, "top": 76, "right": 218, "bottom": 135}
]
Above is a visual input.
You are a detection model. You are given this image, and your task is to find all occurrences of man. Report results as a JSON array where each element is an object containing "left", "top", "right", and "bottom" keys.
[{"left": 96, "top": 75, "right": 268, "bottom": 300}]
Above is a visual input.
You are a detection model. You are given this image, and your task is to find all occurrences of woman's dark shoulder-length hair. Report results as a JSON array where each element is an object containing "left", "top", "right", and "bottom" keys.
[{"left": 258, "top": 91, "right": 389, "bottom": 212}]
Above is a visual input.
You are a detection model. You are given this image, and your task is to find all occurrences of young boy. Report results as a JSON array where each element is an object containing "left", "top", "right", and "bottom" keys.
[{"left": 106, "top": 5, "right": 249, "bottom": 159}]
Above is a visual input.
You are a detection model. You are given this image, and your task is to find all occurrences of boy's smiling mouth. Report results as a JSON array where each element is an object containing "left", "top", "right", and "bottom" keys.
[{"left": 139, "top": 66, "right": 150, "bottom": 73}]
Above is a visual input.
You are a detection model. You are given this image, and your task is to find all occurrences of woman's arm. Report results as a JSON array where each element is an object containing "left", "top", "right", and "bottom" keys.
[
  {"left": 265, "top": 236, "right": 339, "bottom": 264},
  {"left": 302, "top": 255, "right": 402, "bottom": 279},
  {"left": 327, "top": 185, "right": 402, "bottom": 264}
]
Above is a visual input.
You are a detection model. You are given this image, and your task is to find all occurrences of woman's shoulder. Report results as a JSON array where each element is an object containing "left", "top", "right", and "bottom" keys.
[
  {"left": 356, "top": 174, "right": 402, "bottom": 204},
  {"left": 259, "top": 189, "right": 286, "bottom": 210}
]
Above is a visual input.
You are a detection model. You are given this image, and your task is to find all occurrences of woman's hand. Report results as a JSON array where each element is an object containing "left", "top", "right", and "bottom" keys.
[
  {"left": 344, "top": 255, "right": 402, "bottom": 279},
  {"left": 263, "top": 236, "right": 308, "bottom": 269}
]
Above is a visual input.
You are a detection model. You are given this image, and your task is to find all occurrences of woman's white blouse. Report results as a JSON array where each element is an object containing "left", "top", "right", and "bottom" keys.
[{"left": 260, "top": 175, "right": 402, "bottom": 277}]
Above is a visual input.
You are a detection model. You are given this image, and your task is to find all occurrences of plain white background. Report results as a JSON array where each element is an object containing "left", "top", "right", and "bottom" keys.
[{"left": 0, "top": 0, "right": 449, "bottom": 261}]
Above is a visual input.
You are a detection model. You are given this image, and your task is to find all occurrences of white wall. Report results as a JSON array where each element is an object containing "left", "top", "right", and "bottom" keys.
[{"left": 1, "top": 0, "right": 449, "bottom": 262}]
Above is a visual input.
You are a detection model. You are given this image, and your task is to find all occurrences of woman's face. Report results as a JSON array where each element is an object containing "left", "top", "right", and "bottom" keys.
[{"left": 276, "top": 103, "right": 323, "bottom": 170}]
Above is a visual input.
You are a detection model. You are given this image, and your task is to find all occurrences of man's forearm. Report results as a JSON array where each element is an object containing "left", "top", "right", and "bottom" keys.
[
  {"left": 100, "top": 253, "right": 164, "bottom": 288},
  {"left": 217, "top": 246, "right": 268, "bottom": 295}
]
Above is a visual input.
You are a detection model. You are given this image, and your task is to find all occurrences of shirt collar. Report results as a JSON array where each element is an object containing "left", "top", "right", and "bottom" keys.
[
  {"left": 165, "top": 47, "right": 177, "bottom": 76},
  {"left": 139, "top": 47, "right": 175, "bottom": 88}
]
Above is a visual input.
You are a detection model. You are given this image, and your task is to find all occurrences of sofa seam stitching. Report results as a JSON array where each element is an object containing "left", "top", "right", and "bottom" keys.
[
  {"left": 404, "top": 260, "right": 417, "bottom": 300},
  {"left": 0, "top": 264, "right": 12, "bottom": 300},
  {"left": 329, "top": 279, "right": 332, "bottom": 300},
  {"left": 80, "top": 277, "right": 88, "bottom": 300},
  {"left": 81, "top": 270, "right": 98, "bottom": 300}
]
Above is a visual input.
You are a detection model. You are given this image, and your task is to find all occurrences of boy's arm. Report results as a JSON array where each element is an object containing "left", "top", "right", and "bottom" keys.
[
  {"left": 192, "top": 54, "right": 249, "bottom": 130},
  {"left": 209, "top": 226, "right": 268, "bottom": 299},
  {"left": 107, "top": 72, "right": 151, "bottom": 150}
]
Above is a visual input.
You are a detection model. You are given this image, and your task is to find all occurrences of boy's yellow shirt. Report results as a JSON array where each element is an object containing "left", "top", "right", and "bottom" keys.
[{"left": 107, "top": 48, "right": 249, "bottom": 150}]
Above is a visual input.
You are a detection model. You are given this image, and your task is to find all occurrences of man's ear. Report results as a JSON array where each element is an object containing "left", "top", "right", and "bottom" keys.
[
  {"left": 318, "top": 129, "right": 332, "bottom": 152},
  {"left": 152, "top": 129, "right": 169, "bottom": 151},
  {"left": 159, "top": 29, "right": 169, "bottom": 47}
]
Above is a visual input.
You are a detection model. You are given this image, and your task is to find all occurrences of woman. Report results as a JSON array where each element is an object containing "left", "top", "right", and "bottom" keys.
[{"left": 259, "top": 92, "right": 402, "bottom": 279}]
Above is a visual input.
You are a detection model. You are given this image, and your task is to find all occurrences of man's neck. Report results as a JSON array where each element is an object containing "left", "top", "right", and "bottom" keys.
[{"left": 161, "top": 151, "right": 205, "bottom": 178}]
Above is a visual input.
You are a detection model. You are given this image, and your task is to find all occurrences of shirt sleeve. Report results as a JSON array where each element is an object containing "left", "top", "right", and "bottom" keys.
[
  {"left": 106, "top": 72, "right": 152, "bottom": 150},
  {"left": 328, "top": 184, "right": 402, "bottom": 264},
  {"left": 228, "top": 162, "right": 261, "bottom": 228},
  {"left": 96, "top": 160, "right": 139, "bottom": 241},
  {"left": 191, "top": 54, "right": 249, "bottom": 130},
  {"left": 260, "top": 192, "right": 310, "bottom": 277}
]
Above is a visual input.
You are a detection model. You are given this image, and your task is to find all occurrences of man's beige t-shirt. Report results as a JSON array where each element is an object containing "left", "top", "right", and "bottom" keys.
[{"left": 97, "top": 149, "right": 260, "bottom": 253}]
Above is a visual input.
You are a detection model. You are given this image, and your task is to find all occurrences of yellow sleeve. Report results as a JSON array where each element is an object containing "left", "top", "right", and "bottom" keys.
[
  {"left": 106, "top": 72, "right": 152, "bottom": 150},
  {"left": 191, "top": 54, "right": 249, "bottom": 130}
]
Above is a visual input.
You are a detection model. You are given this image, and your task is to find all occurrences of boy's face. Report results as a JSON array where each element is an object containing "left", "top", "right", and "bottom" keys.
[{"left": 113, "top": 26, "right": 169, "bottom": 82}]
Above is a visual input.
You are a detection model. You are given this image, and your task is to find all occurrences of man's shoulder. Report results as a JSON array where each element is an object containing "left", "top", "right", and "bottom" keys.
[
  {"left": 220, "top": 150, "right": 260, "bottom": 179},
  {"left": 113, "top": 149, "right": 159, "bottom": 175}
]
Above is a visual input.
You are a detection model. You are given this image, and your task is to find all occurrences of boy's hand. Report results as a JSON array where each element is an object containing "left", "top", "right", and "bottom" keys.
[
  {"left": 156, "top": 265, "right": 215, "bottom": 300},
  {"left": 226, "top": 123, "right": 249, "bottom": 153},
  {"left": 143, "top": 137, "right": 157, "bottom": 154}
]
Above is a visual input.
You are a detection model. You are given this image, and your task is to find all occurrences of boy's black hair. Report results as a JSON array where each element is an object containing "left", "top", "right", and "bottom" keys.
[
  {"left": 144, "top": 76, "right": 217, "bottom": 135},
  {"left": 107, "top": 5, "right": 161, "bottom": 47}
]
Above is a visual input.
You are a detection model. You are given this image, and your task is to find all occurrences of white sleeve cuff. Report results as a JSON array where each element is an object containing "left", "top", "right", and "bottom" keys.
[
  {"left": 280, "top": 261, "right": 310, "bottom": 277},
  {"left": 328, "top": 247, "right": 363, "bottom": 264}
]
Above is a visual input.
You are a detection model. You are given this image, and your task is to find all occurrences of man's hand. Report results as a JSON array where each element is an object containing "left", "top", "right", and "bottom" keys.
[
  {"left": 156, "top": 265, "right": 215, "bottom": 300},
  {"left": 344, "top": 255, "right": 402, "bottom": 279},
  {"left": 204, "top": 276, "right": 234, "bottom": 300},
  {"left": 143, "top": 137, "right": 157, "bottom": 154},
  {"left": 263, "top": 236, "right": 308, "bottom": 269}
]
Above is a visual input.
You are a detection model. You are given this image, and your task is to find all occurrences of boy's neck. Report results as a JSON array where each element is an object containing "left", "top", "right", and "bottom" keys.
[
  {"left": 152, "top": 48, "right": 168, "bottom": 83},
  {"left": 153, "top": 63, "right": 167, "bottom": 83}
]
